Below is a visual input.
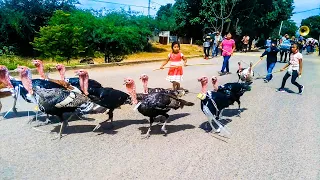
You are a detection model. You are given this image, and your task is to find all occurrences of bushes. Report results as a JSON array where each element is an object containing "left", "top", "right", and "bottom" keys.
[{"left": 32, "top": 10, "right": 154, "bottom": 63}]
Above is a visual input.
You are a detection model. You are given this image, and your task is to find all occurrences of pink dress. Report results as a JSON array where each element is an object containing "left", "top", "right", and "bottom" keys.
[
  {"left": 166, "top": 52, "right": 184, "bottom": 82},
  {"left": 221, "top": 39, "right": 235, "bottom": 56}
]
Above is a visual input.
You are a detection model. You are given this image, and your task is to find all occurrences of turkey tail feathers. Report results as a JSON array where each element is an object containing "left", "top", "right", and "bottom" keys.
[{"left": 178, "top": 99, "right": 195, "bottom": 109}]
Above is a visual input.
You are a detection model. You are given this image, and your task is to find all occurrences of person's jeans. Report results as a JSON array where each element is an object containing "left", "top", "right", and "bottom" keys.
[
  {"left": 221, "top": 56, "right": 231, "bottom": 73},
  {"left": 204, "top": 47, "right": 210, "bottom": 57},
  {"left": 266, "top": 62, "right": 276, "bottom": 81},
  {"left": 212, "top": 44, "right": 219, "bottom": 56},
  {"left": 280, "top": 50, "right": 289, "bottom": 62},
  {"left": 280, "top": 70, "right": 302, "bottom": 90}
]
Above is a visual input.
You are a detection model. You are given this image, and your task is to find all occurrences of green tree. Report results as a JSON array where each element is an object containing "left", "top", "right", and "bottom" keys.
[
  {"left": 155, "top": 4, "right": 178, "bottom": 32},
  {"left": 32, "top": 10, "right": 85, "bottom": 62},
  {"left": 270, "top": 20, "right": 298, "bottom": 38},
  {"left": 0, "top": 0, "right": 77, "bottom": 56},
  {"left": 301, "top": 15, "right": 320, "bottom": 38}
]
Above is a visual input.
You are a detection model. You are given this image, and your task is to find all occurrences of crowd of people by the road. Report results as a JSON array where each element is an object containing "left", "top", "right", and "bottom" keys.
[{"left": 197, "top": 31, "right": 314, "bottom": 94}]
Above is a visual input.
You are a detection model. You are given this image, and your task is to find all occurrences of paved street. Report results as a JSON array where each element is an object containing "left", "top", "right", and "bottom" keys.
[{"left": 0, "top": 52, "right": 319, "bottom": 180}]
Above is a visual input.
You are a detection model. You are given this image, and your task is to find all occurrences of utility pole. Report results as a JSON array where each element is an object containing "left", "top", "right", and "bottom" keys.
[{"left": 148, "top": 0, "right": 151, "bottom": 17}]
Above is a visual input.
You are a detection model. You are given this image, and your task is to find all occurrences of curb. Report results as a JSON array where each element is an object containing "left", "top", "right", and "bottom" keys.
[{"left": 9, "top": 55, "right": 203, "bottom": 76}]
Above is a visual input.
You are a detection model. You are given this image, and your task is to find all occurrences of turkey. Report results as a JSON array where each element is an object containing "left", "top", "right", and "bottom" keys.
[
  {"left": 236, "top": 61, "right": 254, "bottom": 84},
  {"left": 32, "top": 60, "right": 82, "bottom": 93},
  {"left": 124, "top": 77, "right": 194, "bottom": 138},
  {"left": 197, "top": 76, "right": 234, "bottom": 133},
  {"left": 216, "top": 82, "right": 251, "bottom": 116},
  {"left": 56, "top": 64, "right": 102, "bottom": 90},
  {"left": 139, "top": 74, "right": 188, "bottom": 97},
  {"left": 75, "top": 69, "right": 131, "bottom": 131},
  {"left": 33, "top": 87, "right": 104, "bottom": 139}
]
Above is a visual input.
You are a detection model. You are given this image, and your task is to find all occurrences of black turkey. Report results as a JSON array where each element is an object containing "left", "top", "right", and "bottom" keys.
[
  {"left": 33, "top": 87, "right": 103, "bottom": 139},
  {"left": 124, "top": 77, "right": 194, "bottom": 138},
  {"left": 217, "top": 82, "right": 251, "bottom": 116},
  {"left": 76, "top": 69, "right": 131, "bottom": 131},
  {"left": 197, "top": 76, "right": 234, "bottom": 133}
]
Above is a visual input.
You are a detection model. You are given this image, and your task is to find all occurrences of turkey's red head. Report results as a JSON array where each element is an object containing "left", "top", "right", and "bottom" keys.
[
  {"left": 16, "top": 66, "right": 33, "bottom": 94},
  {"left": 197, "top": 76, "right": 208, "bottom": 94},
  {"left": 211, "top": 76, "right": 218, "bottom": 92},
  {"left": 124, "top": 78, "right": 138, "bottom": 104},
  {"left": 139, "top": 74, "right": 149, "bottom": 94},
  {"left": 0, "top": 65, "right": 13, "bottom": 88},
  {"left": 32, "top": 59, "right": 43, "bottom": 67},
  {"left": 238, "top": 61, "right": 242, "bottom": 71},
  {"left": 32, "top": 59, "right": 45, "bottom": 79},
  {"left": 56, "top": 64, "right": 66, "bottom": 80},
  {"left": 75, "top": 69, "right": 89, "bottom": 95}
]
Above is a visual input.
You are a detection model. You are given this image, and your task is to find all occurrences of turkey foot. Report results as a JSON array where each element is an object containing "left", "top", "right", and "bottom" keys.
[
  {"left": 57, "top": 118, "right": 68, "bottom": 140},
  {"left": 33, "top": 115, "right": 51, "bottom": 127},
  {"left": 93, "top": 118, "right": 113, "bottom": 132}
]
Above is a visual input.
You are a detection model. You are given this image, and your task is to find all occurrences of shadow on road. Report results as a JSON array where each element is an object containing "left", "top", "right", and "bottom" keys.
[
  {"left": 223, "top": 108, "right": 247, "bottom": 117},
  {"left": 138, "top": 124, "right": 195, "bottom": 136},
  {"left": 282, "top": 88, "right": 296, "bottom": 94},
  {"left": 1, "top": 110, "right": 36, "bottom": 119}
]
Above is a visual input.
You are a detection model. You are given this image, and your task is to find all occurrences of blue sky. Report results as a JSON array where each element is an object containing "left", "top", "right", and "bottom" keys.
[{"left": 76, "top": 0, "right": 320, "bottom": 26}]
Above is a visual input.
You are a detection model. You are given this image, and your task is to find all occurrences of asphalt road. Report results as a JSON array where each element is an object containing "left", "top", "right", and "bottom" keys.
[{"left": 0, "top": 52, "right": 319, "bottom": 180}]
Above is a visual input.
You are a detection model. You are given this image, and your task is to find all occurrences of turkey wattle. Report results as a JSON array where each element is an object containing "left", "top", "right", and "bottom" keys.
[{"left": 124, "top": 77, "right": 194, "bottom": 138}]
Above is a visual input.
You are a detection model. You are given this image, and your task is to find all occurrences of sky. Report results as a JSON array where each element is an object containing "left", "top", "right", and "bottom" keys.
[{"left": 76, "top": 0, "right": 320, "bottom": 26}]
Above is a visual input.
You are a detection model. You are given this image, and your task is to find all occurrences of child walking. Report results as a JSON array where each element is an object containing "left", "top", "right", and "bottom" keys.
[
  {"left": 260, "top": 41, "right": 279, "bottom": 82},
  {"left": 160, "top": 41, "right": 187, "bottom": 91},
  {"left": 278, "top": 43, "right": 304, "bottom": 94}
]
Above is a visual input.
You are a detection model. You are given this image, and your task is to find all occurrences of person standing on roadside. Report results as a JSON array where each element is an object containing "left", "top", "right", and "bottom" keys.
[
  {"left": 265, "top": 37, "right": 272, "bottom": 48},
  {"left": 203, "top": 37, "right": 211, "bottom": 60},
  {"left": 218, "top": 32, "right": 236, "bottom": 75},
  {"left": 241, "top": 34, "right": 250, "bottom": 53},
  {"left": 260, "top": 41, "right": 279, "bottom": 83},
  {"left": 279, "top": 34, "right": 291, "bottom": 63},
  {"left": 212, "top": 31, "right": 222, "bottom": 57}
]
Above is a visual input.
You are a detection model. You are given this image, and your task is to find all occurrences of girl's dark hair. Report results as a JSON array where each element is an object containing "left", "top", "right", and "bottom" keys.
[
  {"left": 292, "top": 43, "right": 299, "bottom": 49},
  {"left": 171, "top": 41, "right": 180, "bottom": 50}
]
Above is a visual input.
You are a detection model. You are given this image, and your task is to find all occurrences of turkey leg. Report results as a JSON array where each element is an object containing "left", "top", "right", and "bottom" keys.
[
  {"left": 236, "top": 99, "right": 241, "bottom": 117},
  {"left": 93, "top": 109, "right": 114, "bottom": 132},
  {"left": 143, "top": 117, "right": 154, "bottom": 139},
  {"left": 160, "top": 114, "right": 170, "bottom": 135},
  {"left": 58, "top": 117, "right": 68, "bottom": 139}
]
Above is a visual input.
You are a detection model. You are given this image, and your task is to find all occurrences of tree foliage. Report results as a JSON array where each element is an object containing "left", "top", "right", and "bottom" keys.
[
  {"left": 0, "top": 0, "right": 77, "bottom": 56},
  {"left": 270, "top": 20, "right": 298, "bottom": 39},
  {"left": 301, "top": 15, "right": 320, "bottom": 39},
  {"left": 32, "top": 10, "right": 154, "bottom": 62}
]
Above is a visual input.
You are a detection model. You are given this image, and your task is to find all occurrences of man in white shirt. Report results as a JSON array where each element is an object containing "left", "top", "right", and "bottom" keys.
[{"left": 278, "top": 43, "right": 304, "bottom": 94}]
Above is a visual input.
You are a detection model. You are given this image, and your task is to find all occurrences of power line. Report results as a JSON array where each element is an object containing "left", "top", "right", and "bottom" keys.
[
  {"left": 293, "top": 7, "right": 320, "bottom": 14},
  {"left": 151, "top": 1, "right": 162, "bottom": 6},
  {"left": 86, "top": 0, "right": 151, "bottom": 9}
]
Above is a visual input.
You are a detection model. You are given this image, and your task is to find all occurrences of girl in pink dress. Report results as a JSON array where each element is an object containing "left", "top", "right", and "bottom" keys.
[{"left": 160, "top": 41, "right": 187, "bottom": 90}]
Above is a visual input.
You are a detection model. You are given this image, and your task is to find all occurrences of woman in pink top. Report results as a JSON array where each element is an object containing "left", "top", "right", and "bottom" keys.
[{"left": 219, "top": 32, "right": 236, "bottom": 75}]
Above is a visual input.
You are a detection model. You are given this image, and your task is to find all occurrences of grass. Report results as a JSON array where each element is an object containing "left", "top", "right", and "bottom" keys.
[
  {"left": 1, "top": 43, "right": 203, "bottom": 70},
  {"left": 95, "top": 43, "right": 203, "bottom": 63}
]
